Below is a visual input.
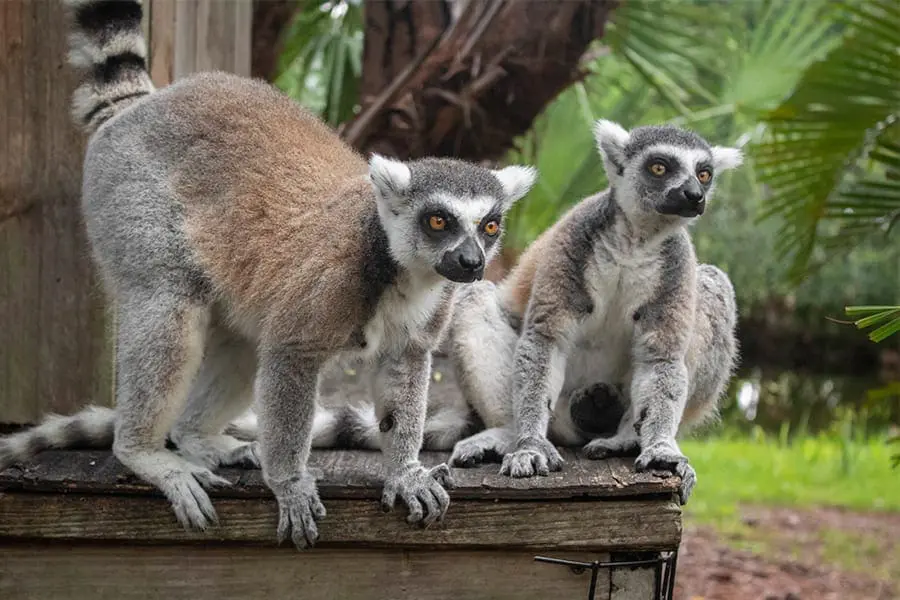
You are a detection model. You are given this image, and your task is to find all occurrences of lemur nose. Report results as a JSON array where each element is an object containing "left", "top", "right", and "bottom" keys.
[
  {"left": 459, "top": 253, "right": 484, "bottom": 270},
  {"left": 683, "top": 187, "right": 703, "bottom": 203}
]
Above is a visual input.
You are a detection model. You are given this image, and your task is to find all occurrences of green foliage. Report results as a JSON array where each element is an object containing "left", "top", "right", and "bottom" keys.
[
  {"left": 845, "top": 305, "right": 900, "bottom": 342},
  {"left": 274, "top": 0, "right": 363, "bottom": 127},
  {"left": 752, "top": 0, "right": 900, "bottom": 278}
]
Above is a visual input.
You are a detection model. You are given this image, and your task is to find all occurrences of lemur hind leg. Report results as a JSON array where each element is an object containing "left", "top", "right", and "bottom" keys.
[
  {"left": 171, "top": 321, "right": 260, "bottom": 470},
  {"left": 450, "top": 427, "right": 516, "bottom": 467},
  {"left": 447, "top": 281, "right": 519, "bottom": 468},
  {"left": 112, "top": 292, "right": 230, "bottom": 531}
]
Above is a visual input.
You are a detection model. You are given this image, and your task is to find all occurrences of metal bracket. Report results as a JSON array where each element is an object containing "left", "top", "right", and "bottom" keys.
[{"left": 534, "top": 550, "right": 679, "bottom": 600}]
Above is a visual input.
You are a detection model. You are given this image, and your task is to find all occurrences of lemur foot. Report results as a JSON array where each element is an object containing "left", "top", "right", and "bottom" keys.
[
  {"left": 269, "top": 471, "right": 327, "bottom": 550},
  {"left": 500, "top": 436, "right": 564, "bottom": 478},
  {"left": 176, "top": 434, "right": 261, "bottom": 470},
  {"left": 381, "top": 463, "right": 454, "bottom": 527},
  {"left": 634, "top": 442, "right": 696, "bottom": 505},
  {"left": 581, "top": 436, "right": 640, "bottom": 460},
  {"left": 449, "top": 428, "right": 514, "bottom": 468},
  {"left": 163, "top": 464, "right": 232, "bottom": 531}
]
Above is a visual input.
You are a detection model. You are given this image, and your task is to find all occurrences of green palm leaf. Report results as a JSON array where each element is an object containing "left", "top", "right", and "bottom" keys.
[{"left": 752, "top": 0, "right": 900, "bottom": 279}]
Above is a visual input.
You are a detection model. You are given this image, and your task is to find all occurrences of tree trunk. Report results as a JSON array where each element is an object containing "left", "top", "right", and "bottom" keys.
[
  {"left": 251, "top": 0, "right": 301, "bottom": 80},
  {"left": 342, "top": 0, "right": 619, "bottom": 161}
]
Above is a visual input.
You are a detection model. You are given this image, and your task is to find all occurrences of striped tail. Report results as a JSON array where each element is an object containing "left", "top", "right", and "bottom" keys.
[
  {"left": 0, "top": 406, "right": 116, "bottom": 471},
  {"left": 64, "top": 0, "right": 155, "bottom": 134}
]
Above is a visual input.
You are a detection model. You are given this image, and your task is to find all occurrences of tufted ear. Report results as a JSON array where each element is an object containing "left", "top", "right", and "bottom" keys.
[
  {"left": 710, "top": 146, "right": 744, "bottom": 171},
  {"left": 593, "top": 119, "right": 630, "bottom": 177},
  {"left": 368, "top": 154, "right": 411, "bottom": 203},
  {"left": 492, "top": 165, "right": 538, "bottom": 209}
]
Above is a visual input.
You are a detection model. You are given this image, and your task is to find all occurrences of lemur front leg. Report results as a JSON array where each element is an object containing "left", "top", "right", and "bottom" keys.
[
  {"left": 500, "top": 327, "right": 567, "bottom": 478},
  {"left": 375, "top": 348, "right": 454, "bottom": 526},
  {"left": 256, "top": 347, "right": 326, "bottom": 550},
  {"left": 630, "top": 357, "right": 695, "bottom": 504}
]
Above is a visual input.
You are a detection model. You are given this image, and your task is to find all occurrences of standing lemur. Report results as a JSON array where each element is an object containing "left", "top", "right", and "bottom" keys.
[
  {"left": 292, "top": 119, "right": 742, "bottom": 504},
  {"left": 0, "top": 0, "right": 537, "bottom": 548}
]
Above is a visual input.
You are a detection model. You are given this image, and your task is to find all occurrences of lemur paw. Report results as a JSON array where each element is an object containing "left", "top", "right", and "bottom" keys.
[
  {"left": 225, "top": 441, "right": 261, "bottom": 469},
  {"left": 449, "top": 440, "right": 488, "bottom": 468},
  {"left": 581, "top": 437, "right": 640, "bottom": 460},
  {"left": 165, "top": 465, "right": 231, "bottom": 531},
  {"left": 499, "top": 437, "right": 564, "bottom": 478},
  {"left": 381, "top": 463, "right": 454, "bottom": 527},
  {"left": 269, "top": 471, "right": 327, "bottom": 550},
  {"left": 634, "top": 443, "right": 696, "bottom": 505}
]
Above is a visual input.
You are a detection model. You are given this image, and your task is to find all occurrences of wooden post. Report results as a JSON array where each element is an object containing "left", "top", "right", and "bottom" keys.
[
  {"left": 0, "top": 1, "right": 113, "bottom": 424},
  {"left": 145, "top": 0, "right": 253, "bottom": 85},
  {"left": 0, "top": 1, "right": 252, "bottom": 425}
]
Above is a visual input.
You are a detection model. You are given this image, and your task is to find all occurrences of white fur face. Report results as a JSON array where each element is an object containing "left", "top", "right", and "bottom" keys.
[
  {"left": 368, "top": 155, "right": 537, "bottom": 283},
  {"left": 593, "top": 120, "right": 743, "bottom": 221}
]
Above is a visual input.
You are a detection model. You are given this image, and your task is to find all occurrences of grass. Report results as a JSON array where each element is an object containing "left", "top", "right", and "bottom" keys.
[
  {"left": 681, "top": 434, "right": 900, "bottom": 583},
  {"left": 681, "top": 434, "right": 900, "bottom": 523}
]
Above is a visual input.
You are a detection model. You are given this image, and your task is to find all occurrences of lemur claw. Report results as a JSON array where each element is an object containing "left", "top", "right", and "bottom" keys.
[
  {"left": 271, "top": 471, "right": 327, "bottom": 550},
  {"left": 499, "top": 436, "right": 564, "bottom": 478},
  {"left": 381, "top": 463, "right": 453, "bottom": 526},
  {"left": 634, "top": 444, "right": 696, "bottom": 505}
]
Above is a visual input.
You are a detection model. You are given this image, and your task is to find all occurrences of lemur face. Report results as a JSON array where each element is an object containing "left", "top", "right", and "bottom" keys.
[
  {"left": 368, "top": 156, "right": 536, "bottom": 283},
  {"left": 592, "top": 120, "right": 743, "bottom": 220}
]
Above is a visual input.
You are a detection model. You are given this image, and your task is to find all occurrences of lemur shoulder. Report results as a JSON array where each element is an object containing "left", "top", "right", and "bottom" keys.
[{"left": 0, "top": 0, "right": 536, "bottom": 549}]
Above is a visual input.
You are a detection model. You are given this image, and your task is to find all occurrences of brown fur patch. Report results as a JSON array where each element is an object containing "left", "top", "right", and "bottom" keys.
[{"left": 164, "top": 73, "right": 382, "bottom": 350}]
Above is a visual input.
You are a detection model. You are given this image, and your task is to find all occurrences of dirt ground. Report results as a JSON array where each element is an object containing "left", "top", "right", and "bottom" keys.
[{"left": 675, "top": 506, "right": 900, "bottom": 600}]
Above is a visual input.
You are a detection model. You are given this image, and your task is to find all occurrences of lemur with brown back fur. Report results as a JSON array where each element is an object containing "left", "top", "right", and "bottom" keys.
[
  {"left": 300, "top": 120, "right": 743, "bottom": 504},
  {"left": 0, "top": 0, "right": 536, "bottom": 549}
]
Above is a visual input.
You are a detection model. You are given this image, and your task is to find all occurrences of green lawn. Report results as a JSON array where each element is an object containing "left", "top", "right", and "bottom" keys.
[{"left": 682, "top": 435, "right": 900, "bottom": 523}]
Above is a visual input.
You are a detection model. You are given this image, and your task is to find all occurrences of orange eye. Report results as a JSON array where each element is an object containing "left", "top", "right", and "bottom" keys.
[
  {"left": 429, "top": 215, "right": 446, "bottom": 231},
  {"left": 649, "top": 162, "right": 667, "bottom": 176},
  {"left": 483, "top": 220, "right": 500, "bottom": 236},
  {"left": 697, "top": 170, "right": 712, "bottom": 184}
]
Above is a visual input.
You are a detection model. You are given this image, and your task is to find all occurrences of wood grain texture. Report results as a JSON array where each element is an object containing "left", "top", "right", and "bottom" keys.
[
  {"left": 0, "top": 0, "right": 113, "bottom": 424},
  {"left": 0, "top": 491, "right": 681, "bottom": 551},
  {"left": 0, "top": 544, "right": 619, "bottom": 600},
  {"left": 0, "top": 449, "right": 682, "bottom": 500},
  {"left": 173, "top": 0, "right": 252, "bottom": 79}
]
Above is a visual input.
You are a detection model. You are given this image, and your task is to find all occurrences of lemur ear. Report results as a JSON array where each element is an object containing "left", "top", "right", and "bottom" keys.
[
  {"left": 492, "top": 165, "right": 538, "bottom": 208},
  {"left": 710, "top": 146, "right": 744, "bottom": 171},
  {"left": 593, "top": 119, "right": 630, "bottom": 176},
  {"left": 368, "top": 154, "right": 411, "bottom": 200}
]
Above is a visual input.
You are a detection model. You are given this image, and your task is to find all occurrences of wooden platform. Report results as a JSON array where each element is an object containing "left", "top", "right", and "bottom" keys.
[{"left": 0, "top": 449, "right": 682, "bottom": 599}]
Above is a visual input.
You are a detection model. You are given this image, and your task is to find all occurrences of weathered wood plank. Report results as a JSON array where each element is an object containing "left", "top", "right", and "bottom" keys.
[
  {"left": 147, "top": 0, "right": 177, "bottom": 87},
  {"left": 0, "top": 449, "right": 681, "bottom": 500},
  {"left": 0, "top": 0, "right": 113, "bottom": 425},
  {"left": 0, "top": 492, "right": 681, "bottom": 551},
  {"left": 0, "top": 544, "right": 613, "bottom": 600}
]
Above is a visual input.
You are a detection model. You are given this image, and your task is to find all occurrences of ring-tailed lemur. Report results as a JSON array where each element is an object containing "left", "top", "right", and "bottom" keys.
[
  {"left": 292, "top": 120, "right": 742, "bottom": 505},
  {"left": 446, "top": 120, "right": 743, "bottom": 503},
  {"left": 0, "top": 0, "right": 536, "bottom": 549}
]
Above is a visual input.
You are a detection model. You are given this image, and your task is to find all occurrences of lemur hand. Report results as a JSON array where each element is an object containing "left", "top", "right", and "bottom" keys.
[
  {"left": 269, "top": 470, "right": 327, "bottom": 550},
  {"left": 634, "top": 441, "right": 696, "bottom": 505},
  {"left": 500, "top": 436, "right": 564, "bottom": 477},
  {"left": 381, "top": 463, "right": 454, "bottom": 526}
]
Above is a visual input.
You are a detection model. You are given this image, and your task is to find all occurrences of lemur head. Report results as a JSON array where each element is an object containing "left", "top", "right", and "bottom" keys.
[
  {"left": 368, "top": 155, "right": 537, "bottom": 283},
  {"left": 593, "top": 120, "right": 743, "bottom": 220}
]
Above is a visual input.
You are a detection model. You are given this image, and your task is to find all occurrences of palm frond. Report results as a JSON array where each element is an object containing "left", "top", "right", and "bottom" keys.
[{"left": 752, "top": 0, "right": 900, "bottom": 279}]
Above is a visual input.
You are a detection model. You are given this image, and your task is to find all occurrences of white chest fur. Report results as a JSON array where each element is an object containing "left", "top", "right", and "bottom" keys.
[
  {"left": 358, "top": 277, "right": 445, "bottom": 360},
  {"left": 566, "top": 241, "right": 662, "bottom": 387}
]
